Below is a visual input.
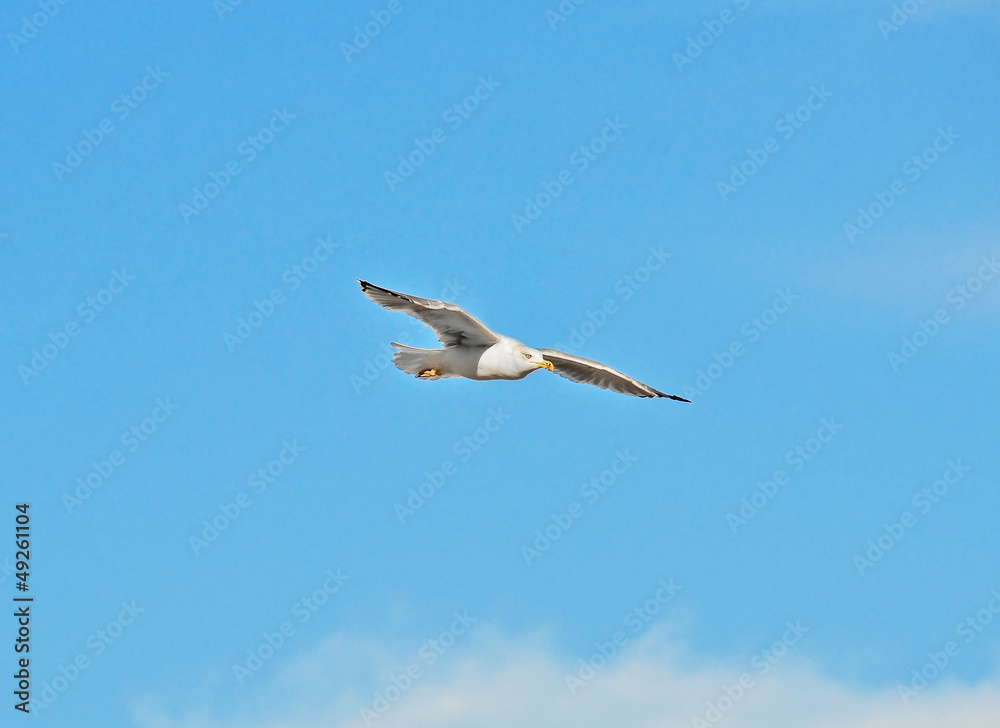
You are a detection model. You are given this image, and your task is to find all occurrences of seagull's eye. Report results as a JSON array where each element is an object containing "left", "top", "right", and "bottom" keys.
[{"left": 523, "top": 352, "right": 532, "bottom": 359}]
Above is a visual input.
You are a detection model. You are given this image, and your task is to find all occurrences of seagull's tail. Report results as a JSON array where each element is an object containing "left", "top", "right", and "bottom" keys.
[{"left": 390, "top": 342, "right": 447, "bottom": 379}]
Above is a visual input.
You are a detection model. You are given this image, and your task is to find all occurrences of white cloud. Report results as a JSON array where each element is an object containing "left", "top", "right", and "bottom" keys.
[{"left": 131, "top": 627, "right": 1000, "bottom": 728}]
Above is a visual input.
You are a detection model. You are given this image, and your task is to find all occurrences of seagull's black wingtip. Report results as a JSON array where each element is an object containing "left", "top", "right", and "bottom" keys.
[
  {"left": 358, "top": 279, "right": 371, "bottom": 291},
  {"left": 660, "top": 393, "right": 692, "bottom": 403}
]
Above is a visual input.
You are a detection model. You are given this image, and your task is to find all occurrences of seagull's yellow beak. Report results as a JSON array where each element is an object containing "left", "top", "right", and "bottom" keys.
[{"left": 536, "top": 360, "right": 554, "bottom": 371}]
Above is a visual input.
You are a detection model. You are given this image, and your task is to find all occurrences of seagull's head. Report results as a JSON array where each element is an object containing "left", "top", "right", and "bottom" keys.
[{"left": 517, "top": 346, "right": 554, "bottom": 373}]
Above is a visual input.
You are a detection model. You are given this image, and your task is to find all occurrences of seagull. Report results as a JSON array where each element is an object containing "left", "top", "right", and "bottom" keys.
[{"left": 358, "top": 280, "right": 690, "bottom": 401}]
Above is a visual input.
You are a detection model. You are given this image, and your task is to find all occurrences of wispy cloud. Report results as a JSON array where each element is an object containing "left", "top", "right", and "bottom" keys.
[
  {"left": 131, "top": 627, "right": 1000, "bottom": 728},
  {"left": 806, "top": 231, "right": 1000, "bottom": 321}
]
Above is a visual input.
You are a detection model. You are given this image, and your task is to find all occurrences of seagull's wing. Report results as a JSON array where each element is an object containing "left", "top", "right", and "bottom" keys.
[
  {"left": 359, "top": 280, "right": 499, "bottom": 348},
  {"left": 537, "top": 348, "right": 690, "bottom": 401}
]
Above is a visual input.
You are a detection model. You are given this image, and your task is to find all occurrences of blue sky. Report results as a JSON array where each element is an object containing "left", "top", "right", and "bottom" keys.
[{"left": 2, "top": 1, "right": 1000, "bottom": 726}]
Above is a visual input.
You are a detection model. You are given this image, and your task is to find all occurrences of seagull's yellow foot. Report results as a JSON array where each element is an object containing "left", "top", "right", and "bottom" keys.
[{"left": 418, "top": 369, "right": 439, "bottom": 378}]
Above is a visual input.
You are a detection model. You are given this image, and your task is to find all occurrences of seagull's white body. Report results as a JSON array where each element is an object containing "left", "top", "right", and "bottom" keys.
[
  {"left": 395, "top": 335, "right": 540, "bottom": 381},
  {"left": 359, "top": 280, "right": 689, "bottom": 401}
]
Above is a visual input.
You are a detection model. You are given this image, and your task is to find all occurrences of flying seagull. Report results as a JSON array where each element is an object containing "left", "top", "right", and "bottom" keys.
[{"left": 358, "top": 280, "right": 689, "bottom": 401}]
